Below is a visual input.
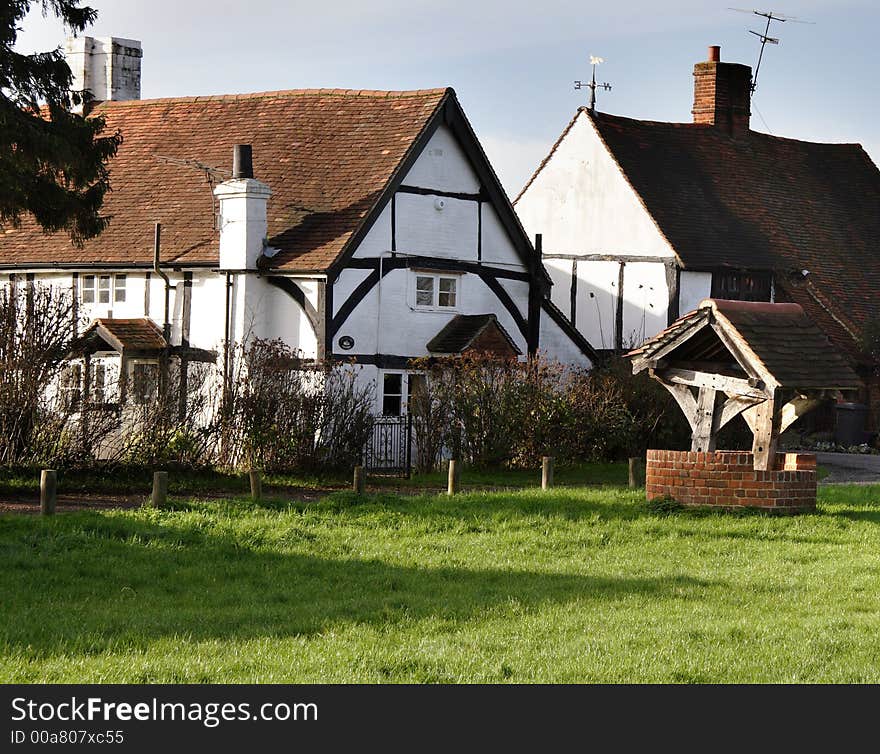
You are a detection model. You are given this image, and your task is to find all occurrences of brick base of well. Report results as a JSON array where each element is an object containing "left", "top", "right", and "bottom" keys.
[{"left": 645, "top": 449, "right": 817, "bottom": 514}]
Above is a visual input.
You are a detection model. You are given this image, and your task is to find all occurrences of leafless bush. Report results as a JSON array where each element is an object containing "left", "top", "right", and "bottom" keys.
[
  {"left": 0, "top": 282, "right": 81, "bottom": 466},
  {"left": 216, "top": 338, "right": 374, "bottom": 472}
]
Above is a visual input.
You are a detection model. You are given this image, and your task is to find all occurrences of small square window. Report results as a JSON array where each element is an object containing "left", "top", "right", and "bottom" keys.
[
  {"left": 114, "top": 274, "right": 127, "bottom": 303},
  {"left": 438, "top": 277, "right": 457, "bottom": 307},
  {"left": 82, "top": 275, "right": 95, "bottom": 304},
  {"left": 98, "top": 275, "right": 111, "bottom": 304},
  {"left": 415, "top": 276, "right": 434, "bottom": 307}
]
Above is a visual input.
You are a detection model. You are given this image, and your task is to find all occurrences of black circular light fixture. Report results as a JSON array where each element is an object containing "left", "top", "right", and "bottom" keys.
[{"left": 338, "top": 335, "right": 355, "bottom": 351}]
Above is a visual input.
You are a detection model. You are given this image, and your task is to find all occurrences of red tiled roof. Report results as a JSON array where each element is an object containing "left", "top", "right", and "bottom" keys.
[
  {"left": 630, "top": 299, "right": 861, "bottom": 391},
  {"left": 585, "top": 109, "right": 880, "bottom": 353},
  {"left": 426, "top": 313, "right": 521, "bottom": 355},
  {"left": 3, "top": 88, "right": 449, "bottom": 271},
  {"left": 79, "top": 317, "right": 167, "bottom": 352}
]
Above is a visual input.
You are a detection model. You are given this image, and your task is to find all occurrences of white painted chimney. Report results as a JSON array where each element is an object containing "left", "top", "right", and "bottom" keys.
[
  {"left": 64, "top": 36, "right": 142, "bottom": 102},
  {"left": 214, "top": 146, "right": 272, "bottom": 271}
]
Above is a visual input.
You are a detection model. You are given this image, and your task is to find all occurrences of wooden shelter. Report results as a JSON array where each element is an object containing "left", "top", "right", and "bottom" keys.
[{"left": 629, "top": 299, "right": 861, "bottom": 470}]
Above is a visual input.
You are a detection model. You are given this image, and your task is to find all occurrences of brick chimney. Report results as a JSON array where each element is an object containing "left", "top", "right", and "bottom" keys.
[{"left": 692, "top": 45, "right": 752, "bottom": 137}]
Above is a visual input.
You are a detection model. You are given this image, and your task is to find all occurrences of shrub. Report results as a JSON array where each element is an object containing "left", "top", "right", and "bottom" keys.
[{"left": 408, "top": 352, "right": 693, "bottom": 471}]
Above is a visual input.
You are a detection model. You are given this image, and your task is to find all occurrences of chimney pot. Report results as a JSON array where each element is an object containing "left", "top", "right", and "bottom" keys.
[
  {"left": 233, "top": 145, "right": 254, "bottom": 179},
  {"left": 708, "top": 45, "right": 721, "bottom": 62}
]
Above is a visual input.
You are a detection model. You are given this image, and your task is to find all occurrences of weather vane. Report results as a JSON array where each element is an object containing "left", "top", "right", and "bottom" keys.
[
  {"left": 729, "top": 8, "right": 814, "bottom": 95},
  {"left": 574, "top": 55, "right": 612, "bottom": 113}
]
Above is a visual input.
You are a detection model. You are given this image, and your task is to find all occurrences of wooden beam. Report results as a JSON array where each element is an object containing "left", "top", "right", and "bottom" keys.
[
  {"left": 658, "top": 367, "right": 767, "bottom": 399},
  {"left": 656, "top": 378, "right": 698, "bottom": 430},
  {"left": 750, "top": 389, "right": 779, "bottom": 471},
  {"left": 691, "top": 386, "right": 718, "bottom": 452},
  {"left": 717, "top": 394, "right": 765, "bottom": 431},
  {"left": 777, "top": 396, "right": 822, "bottom": 435}
]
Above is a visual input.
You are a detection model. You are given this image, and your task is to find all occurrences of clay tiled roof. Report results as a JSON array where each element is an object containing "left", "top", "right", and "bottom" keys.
[
  {"left": 79, "top": 317, "right": 167, "bottom": 353},
  {"left": 585, "top": 110, "right": 880, "bottom": 351},
  {"left": 630, "top": 299, "right": 861, "bottom": 391},
  {"left": 427, "top": 313, "right": 521, "bottom": 355},
  {"left": 3, "top": 88, "right": 449, "bottom": 271}
]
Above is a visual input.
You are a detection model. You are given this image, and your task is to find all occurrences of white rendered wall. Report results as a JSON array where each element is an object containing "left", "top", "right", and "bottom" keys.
[
  {"left": 679, "top": 271, "right": 712, "bottom": 316},
  {"left": 515, "top": 112, "right": 676, "bottom": 258},
  {"left": 187, "top": 273, "right": 227, "bottom": 352},
  {"left": 538, "top": 314, "right": 592, "bottom": 367},
  {"left": 575, "top": 260, "right": 620, "bottom": 350},
  {"left": 395, "top": 194, "right": 479, "bottom": 260},
  {"left": 621, "top": 262, "right": 669, "bottom": 348},
  {"left": 402, "top": 125, "right": 480, "bottom": 193}
]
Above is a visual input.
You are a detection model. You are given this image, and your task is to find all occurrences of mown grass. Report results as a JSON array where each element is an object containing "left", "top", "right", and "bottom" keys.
[{"left": 2, "top": 482, "right": 880, "bottom": 683}]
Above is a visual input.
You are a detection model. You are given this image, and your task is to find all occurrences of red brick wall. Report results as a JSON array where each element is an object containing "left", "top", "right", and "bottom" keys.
[{"left": 645, "top": 449, "right": 817, "bottom": 514}]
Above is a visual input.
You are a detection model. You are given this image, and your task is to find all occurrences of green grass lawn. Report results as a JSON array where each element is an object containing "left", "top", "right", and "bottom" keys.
[{"left": 3, "top": 481, "right": 880, "bottom": 683}]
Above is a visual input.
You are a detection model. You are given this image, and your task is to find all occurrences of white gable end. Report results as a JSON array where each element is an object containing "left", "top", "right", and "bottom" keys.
[
  {"left": 516, "top": 111, "right": 675, "bottom": 258},
  {"left": 402, "top": 124, "right": 480, "bottom": 194}
]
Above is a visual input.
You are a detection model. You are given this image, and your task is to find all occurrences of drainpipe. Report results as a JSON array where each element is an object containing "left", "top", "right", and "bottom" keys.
[
  {"left": 223, "top": 271, "right": 233, "bottom": 404},
  {"left": 153, "top": 222, "right": 174, "bottom": 343}
]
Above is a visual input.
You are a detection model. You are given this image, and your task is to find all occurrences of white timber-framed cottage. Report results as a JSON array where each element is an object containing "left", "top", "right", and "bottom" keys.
[
  {"left": 4, "top": 37, "right": 593, "bottom": 429},
  {"left": 514, "top": 44, "right": 880, "bottom": 425}
]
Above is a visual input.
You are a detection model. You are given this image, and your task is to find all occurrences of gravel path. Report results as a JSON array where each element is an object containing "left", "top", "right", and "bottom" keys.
[{"left": 815, "top": 452, "right": 880, "bottom": 484}]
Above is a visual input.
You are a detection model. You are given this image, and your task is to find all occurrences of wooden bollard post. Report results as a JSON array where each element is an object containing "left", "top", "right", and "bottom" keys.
[
  {"left": 151, "top": 471, "right": 168, "bottom": 508},
  {"left": 628, "top": 457, "right": 642, "bottom": 489},
  {"left": 249, "top": 469, "right": 262, "bottom": 502},
  {"left": 40, "top": 469, "right": 57, "bottom": 516},
  {"left": 447, "top": 459, "right": 459, "bottom": 496},
  {"left": 542, "top": 456, "right": 554, "bottom": 490},
  {"left": 353, "top": 465, "right": 366, "bottom": 494}
]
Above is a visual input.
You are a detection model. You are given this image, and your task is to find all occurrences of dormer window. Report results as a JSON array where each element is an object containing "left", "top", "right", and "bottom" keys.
[{"left": 414, "top": 272, "right": 459, "bottom": 310}]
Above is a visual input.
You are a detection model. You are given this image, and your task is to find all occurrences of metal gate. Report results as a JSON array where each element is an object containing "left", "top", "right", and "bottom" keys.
[{"left": 364, "top": 414, "right": 412, "bottom": 477}]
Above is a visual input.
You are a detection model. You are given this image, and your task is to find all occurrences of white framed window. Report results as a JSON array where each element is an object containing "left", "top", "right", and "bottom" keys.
[
  {"left": 59, "top": 363, "right": 82, "bottom": 409},
  {"left": 98, "top": 275, "right": 111, "bottom": 304},
  {"left": 90, "top": 362, "right": 106, "bottom": 403},
  {"left": 114, "top": 274, "right": 127, "bottom": 302},
  {"left": 82, "top": 274, "right": 126, "bottom": 304},
  {"left": 413, "top": 272, "right": 459, "bottom": 310},
  {"left": 82, "top": 276, "right": 95, "bottom": 303},
  {"left": 381, "top": 371, "right": 426, "bottom": 416},
  {"left": 382, "top": 372, "right": 404, "bottom": 416},
  {"left": 131, "top": 361, "right": 159, "bottom": 404}
]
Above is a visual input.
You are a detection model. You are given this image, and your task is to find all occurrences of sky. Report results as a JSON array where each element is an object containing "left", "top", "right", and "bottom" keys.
[{"left": 16, "top": 0, "right": 880, "bottom": 196}]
